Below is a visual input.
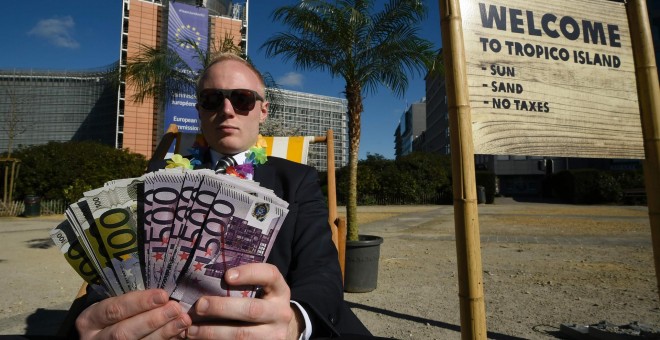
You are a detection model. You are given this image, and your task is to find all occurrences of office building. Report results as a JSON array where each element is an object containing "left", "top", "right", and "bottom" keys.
[
  {"left": 423, "top": 71, "right": 449, "bottom": 155},
  {"left": 0, "top": 66, "right": 117, "bottom": 153},
  {"left": 394, "top": 100, "right": 426, "bottom": 158},
  {"left": 267, "top": 89, "right": 348, "bottom": 171}
]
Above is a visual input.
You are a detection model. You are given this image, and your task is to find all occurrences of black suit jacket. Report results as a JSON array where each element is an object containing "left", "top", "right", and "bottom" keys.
[{"left": 148, "top": 155, "right": 370, "bottom": 338}]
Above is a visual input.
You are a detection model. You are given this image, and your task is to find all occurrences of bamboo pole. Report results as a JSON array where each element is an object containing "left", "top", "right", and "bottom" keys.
[
  {"left": 439, "top": 0, "right": 487, "bottom": 338},
  {"left": 627, "top": 0, "right": 660, "bottom": 301}
]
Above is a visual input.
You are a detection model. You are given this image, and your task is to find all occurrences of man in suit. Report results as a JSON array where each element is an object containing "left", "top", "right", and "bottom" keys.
[{"left": 75, "top": 53, "right": 370, "bottom": 339}]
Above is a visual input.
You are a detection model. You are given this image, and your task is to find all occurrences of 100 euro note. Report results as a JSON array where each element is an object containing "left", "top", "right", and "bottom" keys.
[
  {"left": 65, "top": 203, "right": 123, "bottom": 296},
  {"left": 66, "top": 185, "right": 145, "bottom": 294},
  {"left": 49, "top": 220, "right": 109, "bottom": 297},
  {"left": 171, "top": 183, "right": 289, "bottom": 311}
]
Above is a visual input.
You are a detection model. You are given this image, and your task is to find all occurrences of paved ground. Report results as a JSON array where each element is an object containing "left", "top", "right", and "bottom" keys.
[
  {"left": 0, "top": 198, "right": 656, "bottom": 338},
  {"left": 343, "top": 200, "right": 658, "bottom": 339}
]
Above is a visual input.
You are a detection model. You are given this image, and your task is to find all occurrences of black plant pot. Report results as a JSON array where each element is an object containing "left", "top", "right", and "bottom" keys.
[{"left": 344, "top": 235, "right": 384, "bottom": 293}]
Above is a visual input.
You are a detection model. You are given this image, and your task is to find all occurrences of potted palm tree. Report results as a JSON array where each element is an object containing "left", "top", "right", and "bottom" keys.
[{"left": 263, "top": 0, "right": 437, "bottom": 292}]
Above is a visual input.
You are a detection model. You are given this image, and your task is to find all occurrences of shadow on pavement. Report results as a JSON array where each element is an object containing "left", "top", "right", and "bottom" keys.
[
  {"left": 0, "top": 308, "right": 69, "bottom": 340},
  {"left": 346, "top": 301, "right": 527, "bottom": 340},
  {"left": 26, "top": 238, "right": 54, "bottom": 249},
  {"left": 24, "top": 308, "right": 68, "bottom": 336},
  {"left": 505, "top": 195, "right": 565, "bottom": 204}
]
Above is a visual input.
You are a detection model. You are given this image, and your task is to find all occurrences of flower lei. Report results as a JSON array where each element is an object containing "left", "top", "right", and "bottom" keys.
[{"left": 166, "top": 135, "right": 268, "bottom": 179}]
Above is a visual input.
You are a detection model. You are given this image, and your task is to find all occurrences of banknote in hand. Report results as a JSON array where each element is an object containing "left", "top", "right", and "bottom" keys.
[{"left": 50, "top": 169, "right": 288, "bottom": 309}]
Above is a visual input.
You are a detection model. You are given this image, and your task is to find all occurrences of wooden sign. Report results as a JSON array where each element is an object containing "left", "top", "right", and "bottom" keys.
[{"left": 461, "top": 0, "right": 643, "bottom": 158}]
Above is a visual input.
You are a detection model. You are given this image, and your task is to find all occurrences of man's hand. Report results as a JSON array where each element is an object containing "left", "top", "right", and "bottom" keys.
[
  {"left": 187, "top": 263, "right": 303, "bottom": 340},
  {"left": 76, "top": 289, "right": 191, "bottom": 339}
]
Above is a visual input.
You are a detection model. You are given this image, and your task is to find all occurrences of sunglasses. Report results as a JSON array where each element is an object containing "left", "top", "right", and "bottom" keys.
[{"left": 198, "top": 88, "right": 265, "bottom": 112}]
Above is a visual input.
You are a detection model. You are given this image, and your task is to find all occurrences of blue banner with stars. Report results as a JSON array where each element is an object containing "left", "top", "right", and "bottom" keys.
[{"left": 164, "top": 1, "right": 209, "bottom": 137}]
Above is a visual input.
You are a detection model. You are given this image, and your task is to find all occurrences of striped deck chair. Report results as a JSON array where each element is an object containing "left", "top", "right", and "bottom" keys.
[{"left": 261, "top": 131, "right": 347, "bottom": 281}]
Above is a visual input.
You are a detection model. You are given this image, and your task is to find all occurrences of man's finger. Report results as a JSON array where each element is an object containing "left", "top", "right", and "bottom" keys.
[
  {"left": 79, "top": 289, "right": 169, "bottom": 329},
  {"left": 224, "top": 263, "right": 289, "bottom": 297},
  {"left": 94, "top": 300, "right": 191, "bottom": 339}
]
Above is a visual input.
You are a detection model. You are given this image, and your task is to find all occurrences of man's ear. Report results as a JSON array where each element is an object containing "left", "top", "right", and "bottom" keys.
[{"left": 259, "top": 101, "right": 269, "bottom": 123}]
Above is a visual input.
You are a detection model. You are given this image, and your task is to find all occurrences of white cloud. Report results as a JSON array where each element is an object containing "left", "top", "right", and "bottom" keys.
[
  {"left": 277, "top": 72, "right": 304, "bottom": 88},
  {"left": 27, "top": 16, "right": 80, "bottom": 49}
]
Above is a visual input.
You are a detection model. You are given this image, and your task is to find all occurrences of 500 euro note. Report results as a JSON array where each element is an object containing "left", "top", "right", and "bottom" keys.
[
  {"left": 171, "top": 183, "right": 288, "bottom": 311},
  {"left": 158, "top": 170, "right": 206, "bottom": 290},
  {"left": 142, "top": 171, "right": 186, "bottom": 289},
  {"left": 160, "top": 173, "right": 221, "bottom": 294}
]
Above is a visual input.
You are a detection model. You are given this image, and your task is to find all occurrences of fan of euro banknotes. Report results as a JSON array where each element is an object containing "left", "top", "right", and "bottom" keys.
[{"left": 49, "top": 168, "right": 288, "bottom": 311}]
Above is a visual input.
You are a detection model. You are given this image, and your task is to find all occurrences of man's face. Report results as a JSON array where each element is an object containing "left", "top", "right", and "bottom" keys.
[{"left": 197, "top": 60, "right": 268, "bottom": 155}]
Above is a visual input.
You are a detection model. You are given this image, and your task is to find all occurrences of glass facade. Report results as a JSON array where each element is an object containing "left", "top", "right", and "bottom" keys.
[
  {"left": 267, "top": 89, "right": 348, "bottom": 171},
  {"left": 0, "top": 66, "right": 118, "bottom": 153}
]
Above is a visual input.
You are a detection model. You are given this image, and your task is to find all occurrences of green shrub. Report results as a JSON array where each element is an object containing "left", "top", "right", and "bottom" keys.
[
  {"left": 613, "top": 170, "right": 644, "bottom": 190},
  {"left": 336, "top": 152, "right": 453, "bottom": 205},
  {"left": 550, "top": 169, "right": 622, "bottom": 204},
  {"left": 10, "top": 141, "right": 147, "bottom": 201}
]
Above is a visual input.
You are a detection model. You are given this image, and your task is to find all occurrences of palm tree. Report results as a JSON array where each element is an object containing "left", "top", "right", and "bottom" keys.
[
  {"left": 261, "top": 0, "right": 436, "bottom": 241},
  {"left": 125, "top": 35, "right": 287, "bottom": 118},
  {"left": 125, "top": 34, "right": 243, "bottom": 105}
]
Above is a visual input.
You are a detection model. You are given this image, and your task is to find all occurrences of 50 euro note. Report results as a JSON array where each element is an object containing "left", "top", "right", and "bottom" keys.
[
  {"left": 170, "top": 182, "right": 289, "bottom": 311},
  {"left": 67, "top": 189, "right": 145, "bottom": 294}
]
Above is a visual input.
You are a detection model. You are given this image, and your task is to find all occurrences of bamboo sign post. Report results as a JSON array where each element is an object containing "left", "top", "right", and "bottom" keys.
[
  {"left": 439, "top": 0, "right": 659, "bottom": 338},
  {"left": 628, "top": 0, "right": 660, "bottom": 302},
  {"left": 440, "top": 0, "right": 487, "bottom": 339}
]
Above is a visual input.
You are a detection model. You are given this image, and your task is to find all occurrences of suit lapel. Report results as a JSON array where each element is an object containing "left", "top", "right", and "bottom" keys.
[
  {"left": 254, "top": 158, "right": 283, "bottom": 198},
  {"left": 194, "top": 148, "right": 214, "bottom": 170}
]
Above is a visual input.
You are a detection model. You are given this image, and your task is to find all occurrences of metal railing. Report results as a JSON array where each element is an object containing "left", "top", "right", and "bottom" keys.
[
  {"left": 338, "top": 192, "right": 452, "bottom": 206},
  {"left": 0, "top": 199, "right": 67, "bottom": 217}
]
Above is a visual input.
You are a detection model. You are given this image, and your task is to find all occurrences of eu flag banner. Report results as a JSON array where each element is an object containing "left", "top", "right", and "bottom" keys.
[{"left": 163, "top": 1, "right": 209, "bottom": 137}]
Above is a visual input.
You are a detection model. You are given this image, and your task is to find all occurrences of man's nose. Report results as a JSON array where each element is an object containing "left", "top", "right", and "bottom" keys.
[{"left": 221, "top": 97, "right": 236, "bottom": 117}]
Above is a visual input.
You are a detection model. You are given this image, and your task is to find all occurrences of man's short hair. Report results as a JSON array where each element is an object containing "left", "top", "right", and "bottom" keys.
[{"left": 196, "top": 53, "right": 266, "bottom": 98}]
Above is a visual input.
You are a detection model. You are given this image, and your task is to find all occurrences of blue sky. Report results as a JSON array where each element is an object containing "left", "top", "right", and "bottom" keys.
[{"left": 0, "top": 0, "right": 442, "bottom": 159}]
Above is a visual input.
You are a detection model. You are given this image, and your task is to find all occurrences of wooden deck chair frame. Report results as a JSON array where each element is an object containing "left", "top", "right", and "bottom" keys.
[
  {"left": 261, "top": 131, "right": 347, "bottom": 281},
  {"left": 314, "top": 131, "right": 347, "bottom": 282}
]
